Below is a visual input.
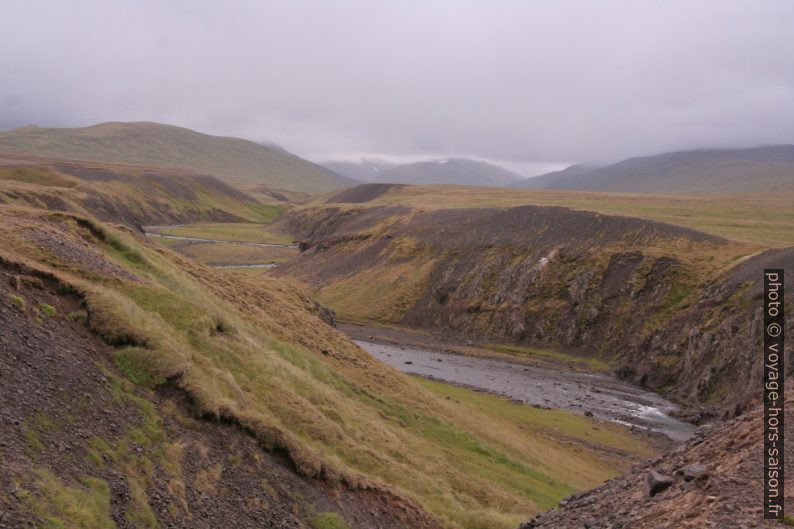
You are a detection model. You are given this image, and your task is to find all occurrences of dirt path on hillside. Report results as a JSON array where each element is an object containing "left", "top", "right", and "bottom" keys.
[
  {"left": 144, "top": 227, "right": 296, "bottom": 268},
  {"left": 341, "top": 324, "right": 696, "bottom": 443},
  {"left": 143, "top": 230, "right": 297, "bottom": 248}
]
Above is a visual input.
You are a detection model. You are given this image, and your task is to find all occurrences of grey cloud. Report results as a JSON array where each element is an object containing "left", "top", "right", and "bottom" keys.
[{"left": 1, "top": 0, "right": 793, "bottom": 175}]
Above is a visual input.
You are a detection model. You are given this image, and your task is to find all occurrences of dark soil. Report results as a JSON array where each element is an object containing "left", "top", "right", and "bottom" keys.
[{"left": 324, "top": 184, "right": 406, "bottom": 204}]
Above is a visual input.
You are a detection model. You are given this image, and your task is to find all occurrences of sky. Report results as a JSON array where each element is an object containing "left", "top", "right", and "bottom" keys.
[{"left": 2, "top": 0, "right": 794, "bottom": 177}]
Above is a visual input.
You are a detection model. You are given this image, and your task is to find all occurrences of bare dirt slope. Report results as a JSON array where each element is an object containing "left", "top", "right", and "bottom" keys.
[
  {"left": 521, "top": 394, "right": 794, "bottom": 529},
  {"left": 325, "top": 183, "right": 406, "bottom": 204}
]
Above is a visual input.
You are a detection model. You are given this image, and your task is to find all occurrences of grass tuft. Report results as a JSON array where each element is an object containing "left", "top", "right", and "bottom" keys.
[
  {"left": 38, "top": 302, "right": 57, "bottom": 317},
  {"left": 310, "top": 512, "right": 350, "bottom": 529},
  {"left": 113, "top": 347, "right": 166, "bottom": 388},
  {"left": 29, "top": 470, "right": 115, "bottom": 529},
  {"left": 9, "top": 293, "right": 25, "bottom": 311}
]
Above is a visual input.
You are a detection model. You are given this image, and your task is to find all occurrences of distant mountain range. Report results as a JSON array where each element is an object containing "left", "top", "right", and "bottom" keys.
[
  {"left": 0, "top": 121, "right": 356, "bottom": 194},
  {"left": 327, "top": 157, "right": 524, "bottom": 187},
  {"left": 324, "top": 159, "right": 398, "bottom": 183},
  {"left": 511, "top": 145, "right": 794, "bottom": 193},
  {"left": 4, "top": 122, "right": 790, "bottom": 195}
]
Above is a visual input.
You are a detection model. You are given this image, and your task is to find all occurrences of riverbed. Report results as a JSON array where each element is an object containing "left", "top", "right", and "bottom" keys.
[{"left": 355, "top": 340, "right": 696, "bottom": 442}]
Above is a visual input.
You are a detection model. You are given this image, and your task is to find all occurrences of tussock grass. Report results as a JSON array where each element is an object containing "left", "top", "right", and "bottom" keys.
[
  {"left": 0, "top": 206, "right": 654, "bottom": 529},
  {"left": 113, "top": 347, "right": 166, "bottom": 388},
  {"left": 9, "top": 293, "right": 25, "bottom": 311},
  {"left": 37, "top": 302, "right": 57, "bottom": 317},
  {"left": 29, "top": 470, "right": 115, "bottom": 529}
]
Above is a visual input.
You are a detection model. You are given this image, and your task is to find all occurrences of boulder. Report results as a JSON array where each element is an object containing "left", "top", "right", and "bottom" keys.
[
  {"left": 676, "top": 463, "right": 708, "bottom": 481},
  {"left": 646, "top": 470, "right": 674, "bottom": 497}
]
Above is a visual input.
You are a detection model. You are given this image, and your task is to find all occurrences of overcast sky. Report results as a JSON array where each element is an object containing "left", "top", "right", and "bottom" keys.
[{"left": 2, "top": 1, "right": 794, "bottom": 176}]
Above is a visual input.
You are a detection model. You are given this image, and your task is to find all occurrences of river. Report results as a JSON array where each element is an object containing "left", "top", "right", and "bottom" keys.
[{"left": 355, "top": 340, "right": 696, "bottom": 442}]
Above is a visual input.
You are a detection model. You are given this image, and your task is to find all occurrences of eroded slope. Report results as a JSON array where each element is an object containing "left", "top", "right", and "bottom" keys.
[
  {"left": 0, "top": 205, "right": 653, "bottom": 529},
  {"left": 272, "top": 203, "right": 792, "bottom": 416},
  {"left": 0, "top": 265, "right": 416, "bottom": 529}
]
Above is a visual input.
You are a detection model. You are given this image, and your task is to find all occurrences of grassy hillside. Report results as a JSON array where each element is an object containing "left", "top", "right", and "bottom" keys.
[
  {"left": 0, "top": 260, "right": 427, "bottom": 529},
  {"left": 0, "top": 204, "right": 654, "bottom": 529},
  {"left": 0, "top": 122, "right": 357, "bottom": 194},
  {"left": 320, "top": 184, "right": 794, "bottom": 247},
  {"left": 0, "top": 160, "right": 284, "bottom": 226},
  {"left": 512, "top": 145, "right": 794, "bottom": 193}
]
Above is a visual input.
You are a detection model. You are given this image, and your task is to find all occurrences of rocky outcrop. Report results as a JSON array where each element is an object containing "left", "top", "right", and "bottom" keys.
[{"left": 621, "top": 246, "right": 794, "bottom": 418}]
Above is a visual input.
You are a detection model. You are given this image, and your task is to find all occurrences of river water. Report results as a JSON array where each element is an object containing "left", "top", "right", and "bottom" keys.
[{"left": 355, "top": 340, "right": 696, "bottom": 442}]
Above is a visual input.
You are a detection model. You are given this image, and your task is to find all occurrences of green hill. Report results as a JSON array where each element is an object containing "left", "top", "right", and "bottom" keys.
[
  {"left": 0, "top": 122, "right": 357, "bottom": 194},
  {"left": 511, "top": 146, "right": 794, "bottom": 193}
]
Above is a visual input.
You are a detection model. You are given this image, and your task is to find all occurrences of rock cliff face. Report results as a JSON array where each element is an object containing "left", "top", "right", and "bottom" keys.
[
  {"left": 621, "top": 246, "right": 794, "bottom": 419},
  {"left": 274, "top": 204, "right": 792, "bottom": 416}
]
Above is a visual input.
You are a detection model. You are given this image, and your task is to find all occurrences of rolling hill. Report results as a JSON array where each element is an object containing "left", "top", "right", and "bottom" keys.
[
  {"left": 372, "top": 158, "right": 524, "bottom": 186},
  {"left": 323, "top": 159, "right": 398, "bottom": 182},
  {"left": 508, "top": 164, "right": 598, "bottom": 189},
  {"left": 0, "top": 122, "right": 357, "bottom": 194},
  {"left": 511, "top": 145, "right": 794, "bottom": 193}
]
